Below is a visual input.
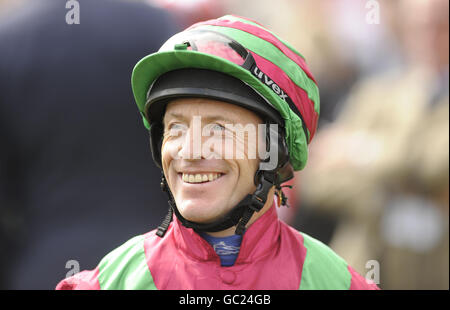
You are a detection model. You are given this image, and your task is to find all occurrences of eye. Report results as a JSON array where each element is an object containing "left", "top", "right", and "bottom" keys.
[
  {"left": 166, "top": 122, "right": 187, "bottom": 137},
  {"left": 210, "top": 123, "right": 225, "bottom": 132},
  {"left": 168, "top": 122, "right": 185, "bottom": 130}
]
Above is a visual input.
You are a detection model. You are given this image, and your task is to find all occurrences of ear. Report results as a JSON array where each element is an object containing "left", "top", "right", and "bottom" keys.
[{"left": 258, "top": 122, "right": 292, "bottom": 183}]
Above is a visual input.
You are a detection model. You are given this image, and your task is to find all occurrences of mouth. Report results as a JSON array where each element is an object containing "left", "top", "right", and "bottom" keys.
[{"left": 178, "top": 172, "right": 224, "bottom": 184}]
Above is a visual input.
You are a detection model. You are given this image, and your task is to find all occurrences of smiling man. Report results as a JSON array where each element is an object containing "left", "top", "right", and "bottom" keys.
[
  {"left": 162, "top": 97, "right": 266, "bottom": 231},
  {"left": 56, "top": 15, "right": 379, "bottom": 290}
]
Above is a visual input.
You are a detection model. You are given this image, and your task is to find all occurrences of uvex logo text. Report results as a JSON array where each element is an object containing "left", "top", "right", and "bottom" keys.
[{"left": 252, "top": 66, "right": 289, "bottom": 101}]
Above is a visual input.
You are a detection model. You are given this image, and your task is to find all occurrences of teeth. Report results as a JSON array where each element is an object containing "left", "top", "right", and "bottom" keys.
[
  {"left": 195, "top": 174, "right": 202, "bottom": 182},
  {"left": 182, "top": 173, "right": 222, "bottom": 183}
]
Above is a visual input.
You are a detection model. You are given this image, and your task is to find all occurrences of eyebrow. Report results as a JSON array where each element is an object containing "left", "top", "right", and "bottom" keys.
[{"left": 164, "top": 112, "right": 236, "bottom": 124}]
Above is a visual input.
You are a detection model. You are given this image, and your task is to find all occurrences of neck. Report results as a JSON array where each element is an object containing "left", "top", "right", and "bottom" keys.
[{"left": 204, "top": 187, "right": 275, "bottom": 237}]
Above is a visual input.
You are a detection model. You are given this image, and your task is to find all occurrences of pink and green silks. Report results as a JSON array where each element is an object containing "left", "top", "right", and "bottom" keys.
[{"left": 56, "top": 205, "right": 379, "bottom": 290}]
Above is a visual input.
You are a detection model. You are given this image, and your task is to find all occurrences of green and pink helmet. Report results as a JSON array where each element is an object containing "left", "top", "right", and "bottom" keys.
[{"left": 131, "top": 14, "right": 320, "bottom": 172}]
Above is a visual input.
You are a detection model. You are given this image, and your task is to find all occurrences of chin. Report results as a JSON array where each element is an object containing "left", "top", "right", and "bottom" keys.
[{"left": 177, "top": 199, "right": 229, "bottom": 224}]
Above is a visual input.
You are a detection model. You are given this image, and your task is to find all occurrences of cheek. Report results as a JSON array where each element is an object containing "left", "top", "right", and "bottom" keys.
[
  {"left": 236, "top": 158, "right": 259, "bottom": 191},
  {"left": 161, "top": 138, "right": 178, "bottom": 181},
  {"left": 160, "top": 139, "right": 169, "bottom": 170},
  {"left": 161, "top": 135, "right": 182, "bottom": 163}
]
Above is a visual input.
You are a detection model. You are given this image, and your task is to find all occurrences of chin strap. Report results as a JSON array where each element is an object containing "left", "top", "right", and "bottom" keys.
[
  {"left": 155, "top": 170, "right": 276, "bottom": 238},
  {"left": 234, "top": 171, "right": 276, "bottom": 235},
  {"left": 156, "top": 175, "right": 175, "bottom": 237}
]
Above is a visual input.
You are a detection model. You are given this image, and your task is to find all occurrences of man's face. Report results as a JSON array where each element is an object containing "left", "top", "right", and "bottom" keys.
[{"left": 161, "top": 98, "right": 263, "bottom": 224}]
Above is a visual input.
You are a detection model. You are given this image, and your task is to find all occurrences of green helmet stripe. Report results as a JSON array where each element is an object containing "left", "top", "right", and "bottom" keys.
[
  {"left": 196, "top": 24, "right": 320, "bottom": 115},
  {"left": 218, "top": 15, "right": 306, "bottom": 61}
]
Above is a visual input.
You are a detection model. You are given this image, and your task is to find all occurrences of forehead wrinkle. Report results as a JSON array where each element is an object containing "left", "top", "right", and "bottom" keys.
[
  {"left": 201, "top": 114, "right": 237, "bottom": 125},
  {"left": 164, "top": 111, "right": 187, "bottom": 122},
  {"left": 164, "top": 110, "right": 237, "bottom": 125}
]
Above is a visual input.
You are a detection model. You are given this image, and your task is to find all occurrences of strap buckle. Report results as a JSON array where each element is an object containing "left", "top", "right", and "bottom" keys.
[{"left": 249, "top": 171, "right": 275, "bottom": 212}]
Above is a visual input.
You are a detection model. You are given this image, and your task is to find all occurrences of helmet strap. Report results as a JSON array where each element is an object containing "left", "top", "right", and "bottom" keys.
[
  {"left": 234, "top": 170, "right": 276, "bottom": 235},
  {"left": 155, "top": 170, "right": 276, "bottom": 237}
]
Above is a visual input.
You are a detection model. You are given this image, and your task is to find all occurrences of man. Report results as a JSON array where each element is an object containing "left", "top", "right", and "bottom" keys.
[{"left": 57, "top": 15, "right": 378, "bottom": 290}]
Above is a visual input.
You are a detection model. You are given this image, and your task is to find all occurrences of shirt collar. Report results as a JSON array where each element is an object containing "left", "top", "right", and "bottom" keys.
[{"left": 172, "top": 202, "right": 280, "bottom": 265}]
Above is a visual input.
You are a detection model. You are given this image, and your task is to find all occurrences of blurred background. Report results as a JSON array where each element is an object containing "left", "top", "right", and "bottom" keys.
[{"left": 0, "top": 0, "right": 448, "bottom": 290}]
